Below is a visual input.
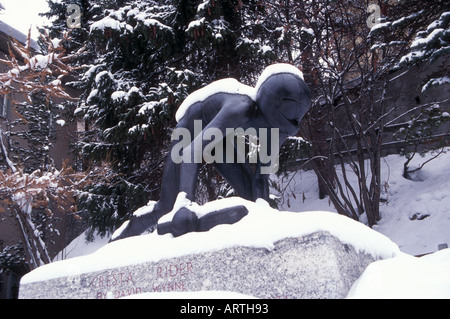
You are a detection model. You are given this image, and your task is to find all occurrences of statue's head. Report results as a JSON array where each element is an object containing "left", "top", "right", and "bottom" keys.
[{"left": 255, "top": 64, "right": 311, "bottom": 135}]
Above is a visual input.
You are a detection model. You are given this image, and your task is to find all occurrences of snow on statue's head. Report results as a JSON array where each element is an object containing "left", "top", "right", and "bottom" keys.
[{"left": 255, "top": 63, "right": 311, "bottom": 136}]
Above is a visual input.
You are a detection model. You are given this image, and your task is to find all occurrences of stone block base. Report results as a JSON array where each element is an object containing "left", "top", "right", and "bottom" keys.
[{"left": 20, "top": 231, "right": 375, "bottom": 299}]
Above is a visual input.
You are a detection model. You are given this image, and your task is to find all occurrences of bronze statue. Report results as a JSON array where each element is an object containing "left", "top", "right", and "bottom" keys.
[{"left": 111, "top": 64, "right": 311, "bottom": 241}]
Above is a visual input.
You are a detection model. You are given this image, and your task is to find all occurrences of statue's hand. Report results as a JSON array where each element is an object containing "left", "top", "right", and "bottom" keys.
[
  {"left": 157, "top": 205, "right": 249, "bottom": 238},
  {"left": 109, "top": 209, "right": 158, "bottom": 242}
]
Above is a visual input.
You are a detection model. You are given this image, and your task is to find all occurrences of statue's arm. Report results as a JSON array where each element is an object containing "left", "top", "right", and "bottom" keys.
[
  {"left": 250, "top": 132, "right": 288, "bottom": 201},
  {"left": 178, "top": 95, "right": 254, "bottom": 199}
]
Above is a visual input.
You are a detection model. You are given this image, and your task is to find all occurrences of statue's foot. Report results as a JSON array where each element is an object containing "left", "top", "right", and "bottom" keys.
[
  {"left": 157, "top": 205, "right": 249, "bottom": 237},
  {"left": 109, "top": 212, "right": 158, "bottom": 242},
  {"left": 157, "top": 207, "right": 198, "bottom": 237}
]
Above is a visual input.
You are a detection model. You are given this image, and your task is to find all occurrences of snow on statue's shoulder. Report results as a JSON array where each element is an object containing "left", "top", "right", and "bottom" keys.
[
  {"left": 175, "top": 63, "right": 304, "bottom": 122},
  {"left": 175, "top": 78, "right": 255, "bottom": 122}
]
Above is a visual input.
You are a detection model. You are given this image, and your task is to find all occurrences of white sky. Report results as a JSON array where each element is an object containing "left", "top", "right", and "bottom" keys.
[{"left": 0, "top": 0, "right": 50, "bottom": 39}]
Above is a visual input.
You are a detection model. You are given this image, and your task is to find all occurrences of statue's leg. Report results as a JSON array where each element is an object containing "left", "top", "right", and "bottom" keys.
[
  {"left": 251, "top": 167, "right": 270, "bottom": 202},
  {"left": 170, "top": 104, "right": 204, "bottom": 202},
  {"left": 110, "top": 104, "right": 203, "bottom": 241},
  {"left": 213, "top": 161, "right": 254, "bottom": 200},
  {"left": 215, "top": 161, "right": 270, "bottom": 202},
  {"left": 110, "top": 211, "right": 158, "bottom": 242}
]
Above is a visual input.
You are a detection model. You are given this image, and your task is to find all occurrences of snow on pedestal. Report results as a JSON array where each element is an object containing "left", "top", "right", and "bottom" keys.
[{"left": 19, "top": 198, "right": 400, "bottom": 299}]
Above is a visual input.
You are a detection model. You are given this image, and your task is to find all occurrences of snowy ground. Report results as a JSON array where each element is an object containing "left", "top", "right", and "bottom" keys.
[
  {"left": 52, "top": 148, "right": 450, "bottom": 298},
  {"left": 275, "top": 148, "right": 450, "bottom": 256}
]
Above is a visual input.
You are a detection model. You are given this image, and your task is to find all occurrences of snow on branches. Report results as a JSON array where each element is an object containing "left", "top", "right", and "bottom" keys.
[
  {"left": 0, "top": 28, "right": 86, "bottom": 270},
  {"left": 0, "top": 163, "right": 81, "bottom": 268},
  {"left": 0, "top": 28, "right": 80, "bottom": 105},
  {"left": 399, "top": 11, "right": 450, "bottom": 67},
  {"left": 0, "top": 161, "right": 114, "bottom": 269}
]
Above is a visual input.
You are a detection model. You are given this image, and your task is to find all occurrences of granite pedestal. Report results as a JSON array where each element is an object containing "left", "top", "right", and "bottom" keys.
[{"left": 20, "top": 231, "right": 376, "bottom": 299}]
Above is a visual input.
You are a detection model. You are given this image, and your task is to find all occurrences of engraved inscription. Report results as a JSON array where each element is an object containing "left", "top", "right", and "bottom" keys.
[
  {"left": 152, "top": 261, "right": 194, "bottom": 292},
  {"left": 89, "top": 271, "right": 142, "bottom": 299}
]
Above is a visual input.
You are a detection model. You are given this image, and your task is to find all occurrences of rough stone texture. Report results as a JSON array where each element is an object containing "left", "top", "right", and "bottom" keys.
[{"left": 20, "top": 231, "right": 376, "bottom": 299}]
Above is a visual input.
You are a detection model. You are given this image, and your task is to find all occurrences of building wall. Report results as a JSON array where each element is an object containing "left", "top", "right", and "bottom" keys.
[
  {"left": 0, "top": 24, "right": 81, "bottom": 298},
  {"left": 311, "top": 54, "right": 450, "bottom": 160}
]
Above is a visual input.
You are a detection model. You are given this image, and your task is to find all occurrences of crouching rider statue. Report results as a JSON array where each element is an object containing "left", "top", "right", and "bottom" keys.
[{"left": 111, "top": 63, "right": 311, "bottom": 241}]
